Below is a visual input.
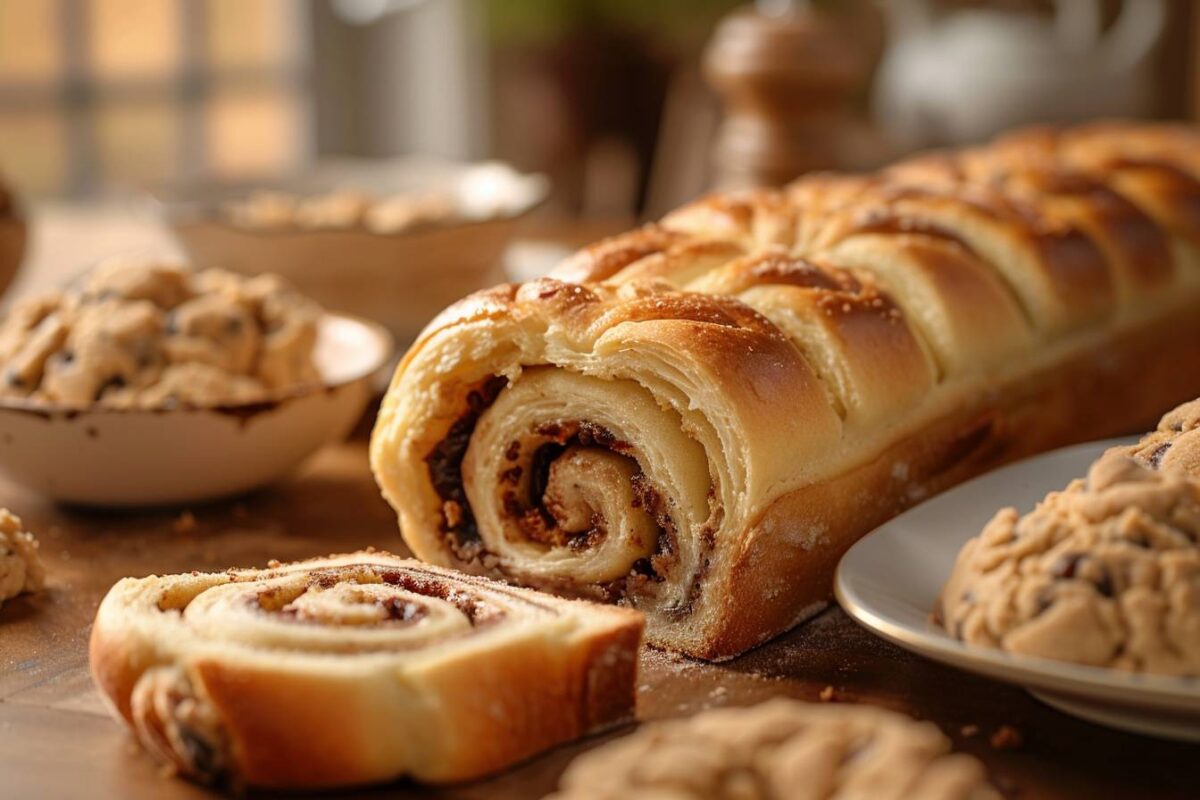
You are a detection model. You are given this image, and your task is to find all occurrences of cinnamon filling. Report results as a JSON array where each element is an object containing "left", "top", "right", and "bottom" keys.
[
  {"left": 424, "top": 378, "right": 713, "bottom": 612},
  {"left": 425, "top": 376, "right": 507, "bottom": 554},
  {"left": 503, "top": 422, "right": 642, "bottom": 551},
  {"left": 248, "top": 566, "right": 507, "bottom": 628}
]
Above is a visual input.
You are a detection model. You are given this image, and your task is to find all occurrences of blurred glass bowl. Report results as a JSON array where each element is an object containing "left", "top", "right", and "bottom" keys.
[{"left": 158, "top": 158, "right": 548, "bottom": 344}]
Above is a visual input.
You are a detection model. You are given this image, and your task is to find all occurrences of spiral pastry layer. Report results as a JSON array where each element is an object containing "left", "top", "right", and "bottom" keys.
[
  {"left": 89, "top": 551, "right": 642, "bottom": 789},
  {"left": 371, "top": 121, "right": 1200, "bottom": 660}
]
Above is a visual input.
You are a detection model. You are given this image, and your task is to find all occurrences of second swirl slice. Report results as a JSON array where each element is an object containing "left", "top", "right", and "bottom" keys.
[{"left": 89, "top": 551, "right": 643, "bottom": 790}]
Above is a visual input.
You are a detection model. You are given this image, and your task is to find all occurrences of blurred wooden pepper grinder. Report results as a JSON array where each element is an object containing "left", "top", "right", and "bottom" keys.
[{"left": 704, "top": 0, "right": 885, "bottom": 189}]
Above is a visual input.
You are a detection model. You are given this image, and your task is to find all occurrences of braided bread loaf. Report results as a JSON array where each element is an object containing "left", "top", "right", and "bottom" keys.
[
  {"left": 372, "top": 122, "right": 1200, "bottom": 660},
  {"left": 89, "top": 552, "right": 641, "bottom": 789}
]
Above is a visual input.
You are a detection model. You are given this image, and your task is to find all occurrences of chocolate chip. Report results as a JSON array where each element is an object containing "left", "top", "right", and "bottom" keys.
[
  {"left": 177, "top": 727, "right": 223, "bottom": 782},
  {"left": 94, "top": 374, "right": 127, "bottom": 400},
  {"left": 1051, "top": 552, "right": 1083, "bottom": 580},
  {"left": 1051, "top": 553, "right": 1114, "bottom": 597},
  {"left": 1147, "top": 442, "right": 1172, "bottom": 469},
  {"left": 4, "top": 370, "right": 24, "bottom": 388},
  {"left": 1035, "top": 586, "right": 1055, "bottom": 615}
]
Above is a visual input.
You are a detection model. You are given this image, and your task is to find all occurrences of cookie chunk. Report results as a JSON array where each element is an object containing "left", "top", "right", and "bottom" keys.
[
  {"left": 1123, "top": 398, "right": 1200, "bottom": 480},
  {"left": 0, "top": 509, "right": 43, "bottom": 609},
  {"left": 548, "top": 699, "right": 999, "bottom": 800},
  {"left": 940, "top": 451, "right": 1200, "bottom": 675},
  {"left": 223, "top": 188, "right": 458, "bottom": 234},
  {"left": 0, "top": 260, "right": 323, "bottom": 409}
]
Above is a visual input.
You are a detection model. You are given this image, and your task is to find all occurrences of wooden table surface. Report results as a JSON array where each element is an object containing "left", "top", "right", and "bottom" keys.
[
  {"left": 1, "top": 209, "right": 1197, "bottom": 798},
  {"left": 0, "top": 419, "right": 1196, "bottom": 800}
]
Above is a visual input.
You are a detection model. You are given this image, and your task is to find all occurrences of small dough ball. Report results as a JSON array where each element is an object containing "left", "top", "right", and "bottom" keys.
[
  {"left": 1123, "top": 397, "right": 1200, "bottom": 481},
  {"left": 79, "top": 259, "right": 193, "bottom": 309},
  {"left": 0, "top": 509, "right": 43, "bottom": 610},
  {"left": 164, "top": 294, "right": 260, "bottom": 374},
  {"left": 106, "top": 363, "right": 267, "bottom": 410},
  {"left": 224, "top": 191, "right": 297, "bottom": 231},
  {"left": 294, "top": 190, "right": 371, "bottom": 229},
  {"left": 40, "top": 300, "right": 165, "bottom": 406}
]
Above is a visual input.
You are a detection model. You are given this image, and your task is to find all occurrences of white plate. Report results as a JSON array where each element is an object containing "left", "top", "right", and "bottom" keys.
[
  {"left": 0, "top": 313, "right": 393, "bottom": 507},
  {"left": 835, "top": 439, "right": 1200, "bottom": 741}
]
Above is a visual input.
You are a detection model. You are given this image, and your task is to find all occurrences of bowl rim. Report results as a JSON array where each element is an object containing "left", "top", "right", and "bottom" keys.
[
  {"left": 157, "top": 159, "right": 551, "bottom": 240},
  {"left": 0, "top": 311, "right": 394, "bottom": 418},
  {"left": 171, "top": 205, "right": 541, "bottom": 241}
]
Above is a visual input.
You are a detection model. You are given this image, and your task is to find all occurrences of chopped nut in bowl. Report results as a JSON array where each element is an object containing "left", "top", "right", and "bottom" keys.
[{"left": 0, "top": 259, "right": 393, "bottom": 507}]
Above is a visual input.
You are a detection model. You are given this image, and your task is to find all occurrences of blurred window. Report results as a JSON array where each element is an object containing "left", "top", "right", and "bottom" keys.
[{"left": 0, "top": 0, "right": 310, "bottom": 197}]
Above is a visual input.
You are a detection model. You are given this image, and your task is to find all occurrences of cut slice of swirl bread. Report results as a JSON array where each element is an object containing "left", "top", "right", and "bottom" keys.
[
  {"left": 372, "top": 121, "right": 1200, "bottom": 660},
  {"left": 89, "top": 552, "right": 642, "bottom": 790}
]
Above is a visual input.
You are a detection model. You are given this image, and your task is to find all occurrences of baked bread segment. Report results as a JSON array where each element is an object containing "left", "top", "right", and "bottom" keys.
[
  {"left": 991, "top": 123, "right": 1200, "bottom": 277},
  {"left": 372, "top": 122, "right": 1200, "bottom": 660},
  {"left": 89, "top": 552, "right": 642, "bottom": 790},
  {"left": 687, "top": 250, "right": 937, "bottom": 424}
]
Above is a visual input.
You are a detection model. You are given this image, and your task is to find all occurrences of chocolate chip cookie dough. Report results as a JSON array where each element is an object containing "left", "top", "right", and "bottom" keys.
[
  {"left": 1124, "top": 398, "right": 1200, "bottom": 480},
  {"left": 0, "top": 509, "right": 43, "bottom": 610},
  {"left": 0, "top": 260, "right": 322, "bottom": 409},
  {"left": 940, "top": 442, "right": 1200, "bottom": 676},
  {"left": 547, "top": 699, "right": 1000, "bottom": 800},
  {"left": 224, "top": 188, "right": 457, "bottom": 234}
]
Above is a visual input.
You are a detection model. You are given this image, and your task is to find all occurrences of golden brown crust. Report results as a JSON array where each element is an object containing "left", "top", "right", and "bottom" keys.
[
  {"left": 88, "top": 552, "right": 642, "bottom": 789},
  {"left": 373, "top": 121, "right": 1200, "bottom": 660},
  {"left": 714, "top": 304, "right": 1200, "bottom": 658}
]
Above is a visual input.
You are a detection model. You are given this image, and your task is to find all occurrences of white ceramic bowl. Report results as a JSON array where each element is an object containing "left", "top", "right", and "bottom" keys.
[
  {"left": 0, "top": 313, "right": 392, "bottom": 507},
  {"left": 836, "top": 439, "right": 1200, "bottom": 741},
  {"left": 161, "top": 159, "right": 549, "bottom": 344}
]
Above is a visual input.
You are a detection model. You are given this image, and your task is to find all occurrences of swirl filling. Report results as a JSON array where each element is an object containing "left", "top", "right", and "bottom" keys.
[
  {"left": 430, "top": 367, "right": 715, "bottom": 615},
  {"left": 150, "top": 561, "right": 566, "bottom": 660}
]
